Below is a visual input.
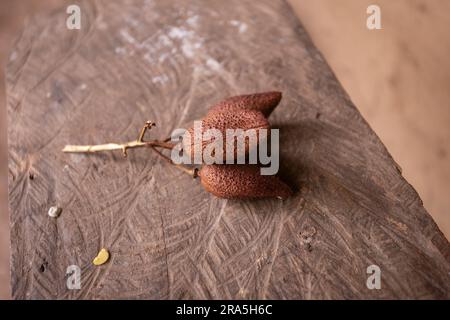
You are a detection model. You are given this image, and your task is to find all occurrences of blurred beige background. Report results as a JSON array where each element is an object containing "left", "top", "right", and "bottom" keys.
[{"left": 1, "top": 0, "right": 449, "bottom": 299}]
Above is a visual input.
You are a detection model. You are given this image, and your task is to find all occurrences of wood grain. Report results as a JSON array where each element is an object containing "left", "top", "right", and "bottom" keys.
[{"left": 6, "top": 0, "right": 450, "bottom": 299}]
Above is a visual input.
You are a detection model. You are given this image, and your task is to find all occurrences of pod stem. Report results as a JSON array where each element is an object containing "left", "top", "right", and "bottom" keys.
[
  {"left": 62, "top": 120, "right": 198, "bottom": 178},
  {"left": 62, "top": 121, "right": 175, "bottom": 157},
  {"left": 150, "top": 146, "right": 198, "bottom": 178}
]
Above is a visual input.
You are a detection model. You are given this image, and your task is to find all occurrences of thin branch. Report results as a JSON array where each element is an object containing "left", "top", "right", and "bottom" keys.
[
  {"left": 150, "top": 146, "right": 198, "bottom": 178},
  {"left": 62, "top": 120, "right": 175, "bottom": 157},
  {"left": 62, "top": 140, "right": 175, "bottom": 156},
  {"left": 62, "top": 120, "right": 197, "bottom": 178}
]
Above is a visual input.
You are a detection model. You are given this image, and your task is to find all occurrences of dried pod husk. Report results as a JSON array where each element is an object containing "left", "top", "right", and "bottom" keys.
[
  {"left": 182, "top": 108, "right": 270, "bottom": 162},
  {"left": 199, "top": 164, "right": 293, "bottom": 199},
  {"left": 207, "top": 91, "right": 282, "bottom": 118}
]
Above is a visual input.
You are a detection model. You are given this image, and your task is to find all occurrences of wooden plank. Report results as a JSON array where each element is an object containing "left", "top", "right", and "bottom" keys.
[{"left": 6, "top": 0, "right": 450, "bottom": 299}]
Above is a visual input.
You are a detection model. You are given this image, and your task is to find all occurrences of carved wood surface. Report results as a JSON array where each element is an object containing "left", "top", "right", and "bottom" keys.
[{"left": 6, "top": 0, "right": 450, "bottom": 299}]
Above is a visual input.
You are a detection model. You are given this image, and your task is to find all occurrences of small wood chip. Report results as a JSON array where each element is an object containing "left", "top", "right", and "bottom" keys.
[
  {"left": 93, "top": 248, "right": 110, "bottom": 266},
  {"left": 48, "top": 206, "right": 62, "bottom": 218}
]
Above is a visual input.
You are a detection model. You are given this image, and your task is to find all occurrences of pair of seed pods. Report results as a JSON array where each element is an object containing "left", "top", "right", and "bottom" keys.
[
  {"left": 183, "top": 91, "right": 293, "bottom": 200},
  {"left": 63, "top": 91, "right": 293, "bottom": 200}
]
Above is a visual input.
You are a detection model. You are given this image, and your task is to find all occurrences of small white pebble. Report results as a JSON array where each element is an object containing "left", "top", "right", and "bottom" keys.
[
  {"left": 48, "top": 206, "right": 62, "bottom": 218},
  {"left": 206, "top": 58, "right": 221, "bottom": 71}
]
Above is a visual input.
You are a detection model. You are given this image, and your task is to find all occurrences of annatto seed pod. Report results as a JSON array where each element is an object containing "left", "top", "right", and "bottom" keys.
[
  {"left": 207, "top": 91, "right": 282, "bottom": 118},
  {"left": 183, "top": 108, "right": 270, "bottom": 162},
  {"left": 199, "top": 164, "right": 293, "bottom": 199}
]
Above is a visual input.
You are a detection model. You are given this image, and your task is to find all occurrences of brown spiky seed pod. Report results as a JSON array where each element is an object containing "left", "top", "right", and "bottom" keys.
[
  {"left": 207, "top": 91, "right": 282, "bottom": 118},
  {"left": 183, "top": 108, "right": 270, "bottom": 162},
  {"left": 199, "top": 164, "right": 293, "bottom": 199}
]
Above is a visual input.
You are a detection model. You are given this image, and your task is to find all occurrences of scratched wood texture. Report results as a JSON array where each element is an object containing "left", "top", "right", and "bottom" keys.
[{"left": 6, "top": 0, "right": 450, "bottom": 299}]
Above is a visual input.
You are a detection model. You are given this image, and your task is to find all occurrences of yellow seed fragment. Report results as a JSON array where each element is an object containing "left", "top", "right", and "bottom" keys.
[{"left": 93, "top": 248, "right": 110, "bottom": 266}]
